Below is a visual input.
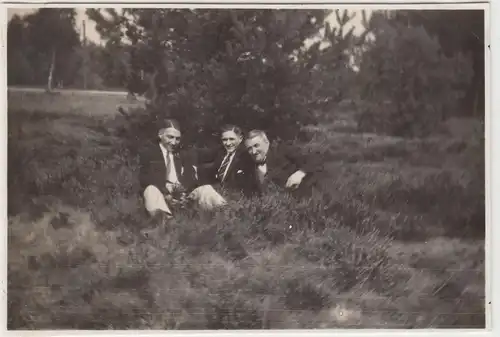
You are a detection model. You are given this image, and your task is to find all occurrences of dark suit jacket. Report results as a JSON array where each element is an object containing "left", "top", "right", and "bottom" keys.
[
  {"left": 138, "top": 142, "right": 199, "bottom": 195},
  {"left": 241, "top": 144, "right": 324, "bottom": 197},
  {"left": 196, "top": 145, "right": 255, "bottom": 195}
]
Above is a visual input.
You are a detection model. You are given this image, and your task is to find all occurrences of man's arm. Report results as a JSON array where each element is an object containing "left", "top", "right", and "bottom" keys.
[
  {"left": 169, "top": 149, "right": 199, "bottom": 192},
  {"left": 194, "top": 147, "right": 220, "bottom": 185},
  {"left": 232, "top": 151, "right": 263, "bottom": 197},
  {"left": 282, "top": 145, "right": 324, "bottom": 189},
  {"left": 138, "top": 147, "right": 157, "bottom": 191},
  {"left": 283, "top": 145, "right": 323, "bottom": 174}
]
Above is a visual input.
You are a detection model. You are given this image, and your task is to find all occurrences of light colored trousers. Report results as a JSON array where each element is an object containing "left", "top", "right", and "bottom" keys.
[{"left": 143, "top": 184, "right": 227, "bottom": 215}]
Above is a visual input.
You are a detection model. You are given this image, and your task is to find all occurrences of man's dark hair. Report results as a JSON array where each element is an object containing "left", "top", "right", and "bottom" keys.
[
  {"left": 220, "top": 124, "right": 243, "bottom": 137},
  {"left": 159, "top": 119, "right": 181, "bottom": 133}
]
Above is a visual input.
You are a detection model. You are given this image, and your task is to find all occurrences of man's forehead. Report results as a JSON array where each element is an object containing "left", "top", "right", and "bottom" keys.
[
  {"left": 160, "top": 127, "right": 181, "bottom": 136},
  {"left": 221, "top": 131, "right": 238, "bottom": 139},
  {"left": 245, "top": 135, "right": 264, "bottom": 145}
]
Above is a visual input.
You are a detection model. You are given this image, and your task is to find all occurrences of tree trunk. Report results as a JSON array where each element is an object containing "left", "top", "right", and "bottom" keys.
[{"left": 47, "top": 48, "right": 56, "bottom": 92}]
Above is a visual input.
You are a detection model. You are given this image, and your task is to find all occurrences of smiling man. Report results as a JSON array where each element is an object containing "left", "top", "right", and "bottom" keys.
[
  {"left": 243, "top": 129, "right": 323, "bottom": 197},
  {"left": 197, "top": 124, "right": 256, "bottom": 196},
  {"left": 139, "top": 119, "right": 199, "bottom": 220}
]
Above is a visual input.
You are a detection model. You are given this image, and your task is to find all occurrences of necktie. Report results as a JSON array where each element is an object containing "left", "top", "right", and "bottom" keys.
[
  {"left": 217, "top": 153, "right": 231, "bottom": 182},
  {"left": 166, "top": 152, "right": 179, "bottom": 184}
]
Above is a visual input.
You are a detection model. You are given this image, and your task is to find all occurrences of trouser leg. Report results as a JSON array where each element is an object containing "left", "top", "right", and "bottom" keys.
[
  {"left": 189, "top": 184, "right": 227, "bottom": 211},
  {"left": 143, "top": 185, "right": 173, "bottom": 217}
]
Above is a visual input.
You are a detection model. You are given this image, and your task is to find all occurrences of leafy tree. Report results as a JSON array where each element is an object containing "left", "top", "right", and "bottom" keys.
[
  {"left": 86, "top": 9, "right": 131, "bottom": 89},
  {"left": 22, "top": 9, "right": 80, "bottom": 91},
  {"left": 70, "top": 42, "right": 107, "bottom": 90},
  {"left": 354, "top": 11, "right": 473, "bottom": 137},
  {"left": 7, "top": 15, "right": 33, "bottom": 85}
]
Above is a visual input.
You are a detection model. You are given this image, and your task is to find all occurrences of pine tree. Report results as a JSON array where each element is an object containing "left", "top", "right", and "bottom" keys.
[{"left": 88, "top": 9, "right": 332, "bottom": 147}]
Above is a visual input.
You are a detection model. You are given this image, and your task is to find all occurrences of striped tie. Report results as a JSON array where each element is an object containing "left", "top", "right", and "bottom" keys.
[{"left": 217, "top": 153, "right": 231, "bottom": 182}]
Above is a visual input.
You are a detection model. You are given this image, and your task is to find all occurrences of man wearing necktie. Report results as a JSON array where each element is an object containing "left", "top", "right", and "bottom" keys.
[
  {"left": 139, "top": 119, "right": 199, "bottom": 219},
  {"left": 197, "top": 124, "right": 255, "bottom": 196},
  {"left": 242, "top": 129, "right": 323, "bottom": 197}
]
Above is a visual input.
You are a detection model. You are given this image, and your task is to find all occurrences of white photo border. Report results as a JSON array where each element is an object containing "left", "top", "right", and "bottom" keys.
[{"left": 0, "top": 1, "right": 495, "bottom": 337}]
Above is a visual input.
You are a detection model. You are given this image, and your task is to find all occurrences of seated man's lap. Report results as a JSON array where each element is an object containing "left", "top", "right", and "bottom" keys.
[{"left": 143, "top": 183, "right": 227, "bottom": 215}]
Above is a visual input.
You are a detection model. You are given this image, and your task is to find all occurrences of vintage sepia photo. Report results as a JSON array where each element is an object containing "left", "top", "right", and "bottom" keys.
[{"left": 6, "top": 5, "right": 487, "bottom": 330}]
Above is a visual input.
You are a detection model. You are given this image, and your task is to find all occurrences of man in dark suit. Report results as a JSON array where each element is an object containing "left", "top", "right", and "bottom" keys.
[
  {"left": 139, "top": 119, "right": 199, "bottom": 219},
  {"left": 242, "top": 129, "right": 323, "bottom": 197},
  {"left": 197, "top": 124, "right": 255, "bottom": 196}
]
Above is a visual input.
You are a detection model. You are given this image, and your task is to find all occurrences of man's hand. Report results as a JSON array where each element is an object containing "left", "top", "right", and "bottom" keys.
[
  {"left": 165, "top": 182, "right": 174, "bottom": 194},
  {"left": 285, "top": 170, "right": 306, "bottom": 190}
]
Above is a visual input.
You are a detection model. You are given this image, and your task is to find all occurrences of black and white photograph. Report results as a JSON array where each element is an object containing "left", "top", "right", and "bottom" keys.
[{"left": 6, "top": 5, "right": 488, "bottom": 330}]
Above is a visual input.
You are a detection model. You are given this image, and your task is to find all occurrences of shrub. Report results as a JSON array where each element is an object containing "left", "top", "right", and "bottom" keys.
[{"left": 355, "top": 11, "right": 473, "bottom": 137}]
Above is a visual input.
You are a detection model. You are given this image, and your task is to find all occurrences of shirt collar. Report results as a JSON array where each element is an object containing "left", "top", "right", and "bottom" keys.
[{"left": 159, "top": 143, "right": 178, "bottom": 157}]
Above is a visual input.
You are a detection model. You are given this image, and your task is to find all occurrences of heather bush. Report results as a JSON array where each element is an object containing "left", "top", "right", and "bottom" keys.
[{"left": 8, "top": 201, "right": 398, "bottom": 329}]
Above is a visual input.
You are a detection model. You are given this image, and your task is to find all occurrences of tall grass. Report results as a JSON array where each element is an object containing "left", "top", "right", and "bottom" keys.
[{"left": 7, "top": 98, "right": 485, "bottom": 329}]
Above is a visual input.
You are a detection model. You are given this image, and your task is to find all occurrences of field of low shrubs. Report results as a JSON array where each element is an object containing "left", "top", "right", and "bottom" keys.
[{"left": 7, "top": 93, "right": 485, "bottom": 329}]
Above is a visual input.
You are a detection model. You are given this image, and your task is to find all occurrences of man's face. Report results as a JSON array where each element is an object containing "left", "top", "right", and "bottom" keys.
[
  {"left": 159, "top": 127, "right": 181, "bottom": 152},
  {"left": 221, "top": 130, "right": 242, "bottom": 154},
  {"left": 245, "top": 135, "right": 269, "bottom": 164}
]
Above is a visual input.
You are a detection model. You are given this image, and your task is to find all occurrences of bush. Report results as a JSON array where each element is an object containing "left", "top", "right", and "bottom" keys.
[
  {"left": 355, "top": 11, "right": 473, "bottom": 137},
  {"left": 8, "top": 199, "right": 398, "bottom": 329}
]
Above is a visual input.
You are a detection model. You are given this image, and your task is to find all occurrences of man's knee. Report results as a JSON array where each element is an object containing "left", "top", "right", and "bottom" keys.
[
  {"left": 143, "top": 185, "right": 172, "bottom": 215},
  {"left": 189, "top": 184, "right": 227, "bottom": 210},
  {"left": 143, "top": 185, "right": 163, "bottom": 198}
]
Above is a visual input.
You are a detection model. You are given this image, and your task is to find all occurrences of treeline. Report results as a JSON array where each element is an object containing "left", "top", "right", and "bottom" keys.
[
  {"left": 8, "top": 8, "right": 484, "bottom": 138},
  {"left": 7, "top": 9, "right": 128, "bottom": 90}
]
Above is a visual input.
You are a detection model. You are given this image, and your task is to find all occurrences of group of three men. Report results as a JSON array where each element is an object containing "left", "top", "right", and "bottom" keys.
[{"left": 139, "top": 119, "right": 321, "bottom": 220}]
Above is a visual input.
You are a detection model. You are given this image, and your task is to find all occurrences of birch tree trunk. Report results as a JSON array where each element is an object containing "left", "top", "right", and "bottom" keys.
[{"left": 47, "top": 48, "right": 56, "bottom": 92}]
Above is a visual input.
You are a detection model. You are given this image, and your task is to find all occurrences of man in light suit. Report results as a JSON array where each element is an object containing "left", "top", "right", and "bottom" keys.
[{"left": 242, "top": 130, "right": 323, "bottom": 197}]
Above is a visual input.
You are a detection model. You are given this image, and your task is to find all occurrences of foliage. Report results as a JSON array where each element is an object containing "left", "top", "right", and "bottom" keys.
[
  {"left": 87, "top": 9, "right": 344, "bottom": 144},
  {"left": 354, "top": 11, "right": 474, "bottom": 137},
  {"left": 8, "top": 9, "right": 80, "bottom": 89},
  {"left": 7, "top": 9, "right": 128, "bottom": 90},
  {"left": 9, "top": 9, "right": 485, "bottom": 125},
  {"left": 391, "top": 10, "right": 485, "bottom": 116},
  {"left": 295, "top": 10, "right": 368, "bottom": 117}
]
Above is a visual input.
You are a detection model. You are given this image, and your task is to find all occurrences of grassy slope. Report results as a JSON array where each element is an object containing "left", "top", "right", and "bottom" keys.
[{"left": 7, "top": 92, "right": 485, "bottom": 329}]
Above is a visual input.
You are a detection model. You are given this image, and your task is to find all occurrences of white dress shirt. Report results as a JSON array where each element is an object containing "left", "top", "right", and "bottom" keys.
[{"left": 159, "top": 143, "right": 179, "bottom": 184}]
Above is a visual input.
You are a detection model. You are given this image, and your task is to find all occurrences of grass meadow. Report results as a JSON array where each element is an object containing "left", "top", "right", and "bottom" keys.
[{"left": 7, "top": 90, "right": 486, "bottom": 329}]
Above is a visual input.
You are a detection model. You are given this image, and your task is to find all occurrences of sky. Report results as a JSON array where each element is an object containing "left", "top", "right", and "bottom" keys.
[{"left": 7, "top": 7, "right": 372, "bottom": 44}]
